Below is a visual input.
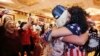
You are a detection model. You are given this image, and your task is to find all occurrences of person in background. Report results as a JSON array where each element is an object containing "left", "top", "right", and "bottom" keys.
[
  {"left": 85, "top": 18, "right": 100, "bottom": 56},
  {"left": 40, "top": 24, "right": 45, "bottom": 36},
  {"left": 19, "top": 15, "right": 33, "bottom": 56},
  {"left": 0, "top": 12, "right": 15, "bottom": 56},
  {"left": 89, "top": 26, "right": 99, "bottom": 56},
  {"left": 18, "top": 21, "right": 21, "bottom": 25},
  {"left": 0, "top": 15, "right": 14, "bottom": 40},
  {"left": 0, "top": 9, "right": 10, "bottom": 26},
  {"left": 32, "top": 31, "right": 43, "bottom": 56},
  {"left": 16, "top": 20, "right": 22, "bottom": 29},
  {"left": 0, "top": 19, "right": 21, "bottom": 56}
]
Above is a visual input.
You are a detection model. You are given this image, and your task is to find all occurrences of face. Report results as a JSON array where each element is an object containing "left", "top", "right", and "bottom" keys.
[
  {"left": 5, "top": 20, "right": 16, "bottom": 31},
  {"left": 2, "top": 16, "right": 13, "bottom": 25},
  {"left": 56, "top": 10, "right": 71, "bottom": 27}
]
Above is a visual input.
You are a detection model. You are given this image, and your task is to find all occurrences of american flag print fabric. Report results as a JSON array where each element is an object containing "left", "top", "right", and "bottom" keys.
[
  {"left": 43, "top": 30, "right": 52, "bottom": 42},
  {"left": 64, "top": 23, "right": 86, "bottom": 56}
]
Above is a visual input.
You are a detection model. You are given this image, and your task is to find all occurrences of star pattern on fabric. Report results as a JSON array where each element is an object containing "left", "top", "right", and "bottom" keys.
[
  {"left": 67, "top": 23, "right": 81, "bottom": 35},
  {"left": 70, "top": 26, "right": 74, "bottom": 29},
  {"left": 66, "top": 23, "right": 81, "bottom": 48}
]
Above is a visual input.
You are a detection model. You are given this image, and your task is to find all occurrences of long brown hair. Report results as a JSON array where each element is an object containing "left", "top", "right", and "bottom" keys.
[{"left": 68, "top": 6, "right": 88, "bottom": 34}]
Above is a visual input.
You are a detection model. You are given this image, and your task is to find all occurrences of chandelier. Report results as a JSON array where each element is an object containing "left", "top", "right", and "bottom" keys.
[
  {"left": 93, "top": 0, "right": 100, "bottom": 6},
  {"left": 17, "top": 0, "right": 38, "bottom": 6}
]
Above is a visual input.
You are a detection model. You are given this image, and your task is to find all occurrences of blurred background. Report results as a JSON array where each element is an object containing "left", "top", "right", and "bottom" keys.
[{"left": 0, "top": 0, "right": 100, "bottom": 56}]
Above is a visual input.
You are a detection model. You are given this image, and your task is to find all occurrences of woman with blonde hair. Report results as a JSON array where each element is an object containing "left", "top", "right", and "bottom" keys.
[{"left": 0, "top": 20, "right": 21, "bottom": 56}]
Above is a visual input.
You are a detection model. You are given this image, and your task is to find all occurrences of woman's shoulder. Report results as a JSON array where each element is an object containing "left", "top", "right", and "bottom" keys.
[
  {"left": 0, "top": 26, "right": 5, "bottom": 35},
  {"left": 65, "top": 23, "right": 81, "bottom": 35},
  {"left": 67, "top": 23, "right": 79, "bottom": 27},
  {"left": 65, "top": 23, "right": 80, "bottom": 30},
  {"left": 0, "top": 25, "right": 4, "bottom": 29}
]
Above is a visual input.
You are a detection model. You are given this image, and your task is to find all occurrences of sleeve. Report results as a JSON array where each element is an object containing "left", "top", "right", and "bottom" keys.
[
  {"left": 65, "top": 24, "right": 81, "bottom": 35},
  {"left": 43, "top": 30, "right": 52, "bottom": 42}
]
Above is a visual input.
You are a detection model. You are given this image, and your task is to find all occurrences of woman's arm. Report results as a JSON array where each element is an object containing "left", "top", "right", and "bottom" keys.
[
  {"left": 62, "top": 31, "right": 89, "bottom": 45},
  {"left": 22, "top": 17, "right": 32, "bottom": 30},
  {"left": 51, "top": 27, "right": 73, "bottom": 37}
]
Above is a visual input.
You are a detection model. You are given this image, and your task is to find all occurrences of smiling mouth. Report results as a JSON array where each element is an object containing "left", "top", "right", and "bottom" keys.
[{"left": 10, "top": 26, "right": 15, "bottom": 29}]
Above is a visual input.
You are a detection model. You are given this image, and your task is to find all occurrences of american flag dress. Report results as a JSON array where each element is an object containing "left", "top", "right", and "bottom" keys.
[{"left": 64, "top": 23, "right": 86, "bottom": 56}]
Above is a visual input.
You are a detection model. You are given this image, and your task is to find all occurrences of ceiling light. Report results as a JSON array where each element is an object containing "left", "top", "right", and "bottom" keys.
[
  {"left": 0, "top": 0, "right": 14, "bottom": 3},
  {"left": 17, "top": 0, "right": 38, "bottom": 6},
  {"left": 86, "top": 8, "right": 100, "bottom": 15}
]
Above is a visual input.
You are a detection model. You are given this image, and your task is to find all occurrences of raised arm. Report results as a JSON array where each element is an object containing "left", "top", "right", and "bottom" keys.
[{"left": 22, "top": 15, "right": 32, "bottom": 30}]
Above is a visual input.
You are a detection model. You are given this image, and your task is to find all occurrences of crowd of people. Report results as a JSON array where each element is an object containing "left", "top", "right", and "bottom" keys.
[
  {"left": 0, "top": 5, "right": 99, "bottom": 56},
  {"left": 0, "top": 11, "right": 46, "bottom": 56}
]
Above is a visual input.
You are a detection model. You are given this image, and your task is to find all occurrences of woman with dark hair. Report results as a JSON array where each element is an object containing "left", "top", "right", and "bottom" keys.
[
  {"left": 43, "top": 5, "right": 89, "bottom": 56},
  {"left": 19, "top": 21, "right": 33, "bottom": 56},
  {"left": 68, "top": 6, "right": 88, "bottom": 33}
]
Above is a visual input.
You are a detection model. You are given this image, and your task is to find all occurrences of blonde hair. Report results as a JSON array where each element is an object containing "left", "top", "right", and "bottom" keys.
[
  {"left": 4, "top": 20, "right": 16, "bottom": 29},
  {"left": 2, "top": 15, "right": 13, "bottom": 25}
]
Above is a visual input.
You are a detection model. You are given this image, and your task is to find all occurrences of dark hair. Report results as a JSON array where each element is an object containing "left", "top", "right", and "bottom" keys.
[
  {"left": 68, "top": 6, "right": 88, "bottom": 34},
  {"left": 18, "top": 21, "right": 21, "bottom": 24},
  {"left": 18, "top": 22, "right": 27, "bottom": 34},
  {"left": 0, "top": 15, "right": 2, "bottom": 18},
  {"left": 40, "top": 25, "right": 45, "bottom": 36},
  {"left": 20, "top": 22, "right": 27, "bottom": 29}
]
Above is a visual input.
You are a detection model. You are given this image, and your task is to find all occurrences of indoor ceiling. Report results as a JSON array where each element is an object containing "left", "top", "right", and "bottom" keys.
[{"left": 0, "top": 0, "right": 100, "bottom": 15}]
